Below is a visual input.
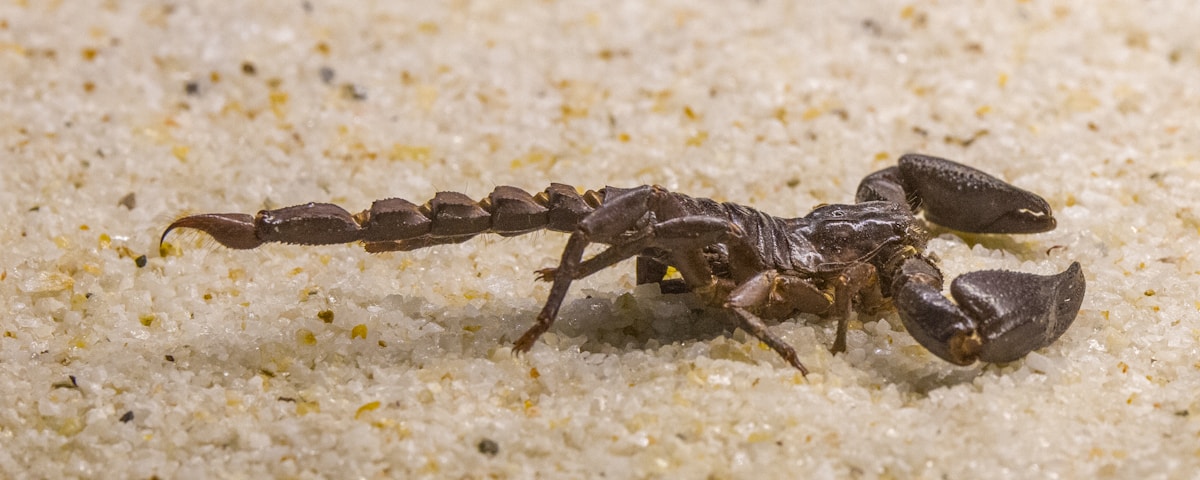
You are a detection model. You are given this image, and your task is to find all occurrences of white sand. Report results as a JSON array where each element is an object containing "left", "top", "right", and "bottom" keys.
[{"left": 2, "top": 1, "right": 1199, "bottom": 478}]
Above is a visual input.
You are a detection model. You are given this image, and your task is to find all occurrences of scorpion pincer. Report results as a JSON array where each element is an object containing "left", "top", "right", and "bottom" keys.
[{"left": 162, "top": 154, "right": 1085, "bottom": 375}]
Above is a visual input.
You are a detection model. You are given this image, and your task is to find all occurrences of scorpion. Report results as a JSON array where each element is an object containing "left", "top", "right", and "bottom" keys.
[{"left": 162, "top": 154, "right": 1085, "bottom": 374}]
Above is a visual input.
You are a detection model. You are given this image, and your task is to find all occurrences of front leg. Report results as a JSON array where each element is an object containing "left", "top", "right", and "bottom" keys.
[
  {"left": 827, "top": 262, "right": 882, "bottom": 354},
  {"left": 891, "top": 256, "right": 1085, "bottom": 365},
  {"left": 725, "top": 270, "right": 833, "bottom": 375}
]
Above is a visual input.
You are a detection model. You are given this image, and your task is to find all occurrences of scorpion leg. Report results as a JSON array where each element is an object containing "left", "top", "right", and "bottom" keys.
[
  {"left": 535, "top": 228, "right": 655, "bottom": 283},
  {"left": 892, "top": 256, "right": 1085, "bottom": 365},
  {"left": 857, "top": 154, "right": 1057, "bottom": 234},
  {"left": 514, "top": 186, "right": 662, "bottom": 353},
  {"left": 535, "top": 216, "right": 741, "bottom": 285},
  {"left": 514, "top": 231, "right": 590, "bottom": 353},
  {"left": 521, "top": 200, "right": 750, "bottom": 356},
  {"left": 535, "top": 201, "right": 744, "bottom": 281},
  {"left": 726, "top": 271, "right": 833, "bottom": 375},
  {"left": 827, "top": 262, "right": 882, "bottom": 354}
]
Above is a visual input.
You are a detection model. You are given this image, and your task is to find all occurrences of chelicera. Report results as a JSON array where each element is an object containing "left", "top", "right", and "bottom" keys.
[{"left": 162, "top": 154, "right": 1085, "bottom": 374}]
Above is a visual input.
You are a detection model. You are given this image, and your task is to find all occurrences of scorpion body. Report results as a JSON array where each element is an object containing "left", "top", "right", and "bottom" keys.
[{"left": 163, "top": 154, "right": 1085, "bottom": 374}]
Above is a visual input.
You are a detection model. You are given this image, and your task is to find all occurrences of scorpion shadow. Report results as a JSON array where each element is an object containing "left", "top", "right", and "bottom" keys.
[{"left": 544, "top": 287, "right": 1000, "bottom": 394}]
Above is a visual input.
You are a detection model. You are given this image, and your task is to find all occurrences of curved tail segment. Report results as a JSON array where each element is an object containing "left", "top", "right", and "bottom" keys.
[
  {"left": 160, "top": 184, "right": 606, "bottom": 253},
  {"left": 160, "top": 213, "right": 264, "bottom": 250}
]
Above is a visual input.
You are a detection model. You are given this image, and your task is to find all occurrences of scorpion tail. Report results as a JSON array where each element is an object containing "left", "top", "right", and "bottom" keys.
[
  {"left": 159, "top": 184, "right": 607, "bottom": 253},
  {"left": 161, "top": 213, "right": 264, "bottom": 250}
]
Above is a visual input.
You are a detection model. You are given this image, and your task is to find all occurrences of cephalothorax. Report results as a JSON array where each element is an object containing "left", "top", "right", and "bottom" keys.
[{"left": 162, "top": 154, "right": 1084, "bottom": 374}]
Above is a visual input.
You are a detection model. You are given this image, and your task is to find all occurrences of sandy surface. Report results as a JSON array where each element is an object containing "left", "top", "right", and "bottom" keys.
[{"left": 2, "top": 1, "right": 1199, "bottom": 478}]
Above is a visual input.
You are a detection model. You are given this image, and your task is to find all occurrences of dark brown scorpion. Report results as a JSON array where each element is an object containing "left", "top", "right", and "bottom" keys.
[{"left": 162, "top": 154, "right": 1085, "bottom": 374}]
